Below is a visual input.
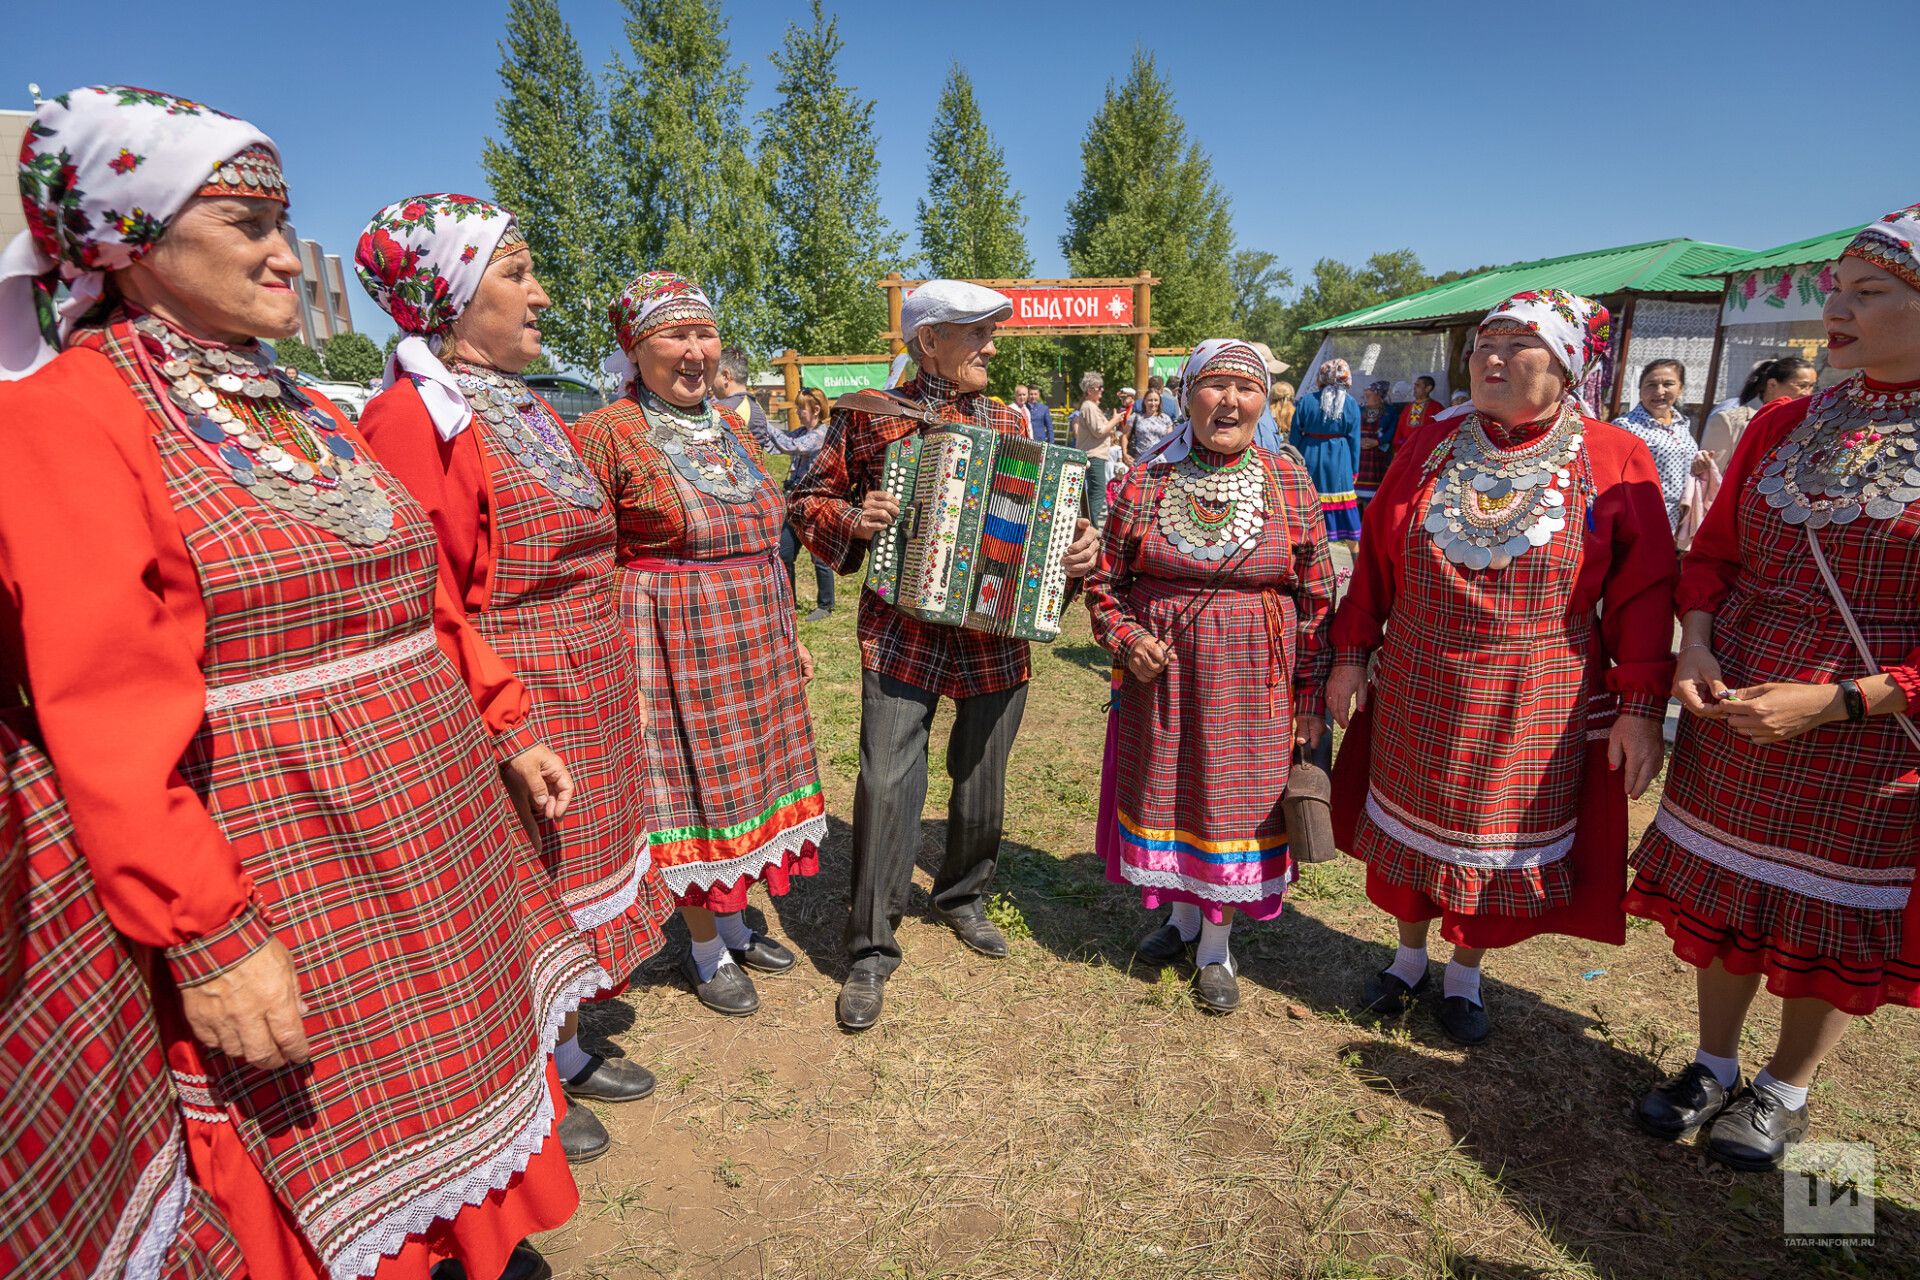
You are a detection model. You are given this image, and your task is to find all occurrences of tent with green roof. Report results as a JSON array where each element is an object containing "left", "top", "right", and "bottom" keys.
[
  {"left": 1701, "top": 225, "right": 1863, "bottom": 403},
  {"left": 1297, "top": 238, "right": 1751, "bottom": 419}
]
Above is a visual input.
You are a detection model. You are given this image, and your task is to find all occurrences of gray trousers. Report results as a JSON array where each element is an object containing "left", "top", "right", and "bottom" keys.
[{"left": 846, "top": 669, "right": 1029, "bottom": 977}]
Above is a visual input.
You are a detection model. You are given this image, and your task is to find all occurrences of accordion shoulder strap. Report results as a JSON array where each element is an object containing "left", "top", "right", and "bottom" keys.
[{"left": 835, "top": 388, "right": 942, "bottom": 426}]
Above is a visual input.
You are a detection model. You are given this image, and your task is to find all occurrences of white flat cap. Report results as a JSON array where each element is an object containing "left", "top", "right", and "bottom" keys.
[{"left": 902, "top": 279, "right": 1013, "bottom": 343}]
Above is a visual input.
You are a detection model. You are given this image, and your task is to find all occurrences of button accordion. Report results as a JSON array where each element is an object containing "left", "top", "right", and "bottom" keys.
[{"left": 864, "top": 422, "right": 1108, "bottom": 642}]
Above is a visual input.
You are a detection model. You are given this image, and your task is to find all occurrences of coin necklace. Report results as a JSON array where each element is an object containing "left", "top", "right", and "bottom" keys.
[
  {"left": 637, "top": 385, "right": 762, "bottom": 503},
  {"left": 1421, "top": 405, "right": 1584, "bottom": 571},
  {"left": 1756, "top": 373, "right": 1920, "bottom": 528},
  {"left": 1156, "top": 447, "right": 1267, "bottom": 562},
  {"left": 450, "top": 362, "right": 602, "bottom": 510},
  {"left": 133, "top": 315, "right": 395, "bottom": 546}
]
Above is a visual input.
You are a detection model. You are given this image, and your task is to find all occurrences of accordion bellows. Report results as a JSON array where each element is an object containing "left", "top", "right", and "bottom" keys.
[{"left": 866, "top": 425, "right": 1097, "bottom": 642}]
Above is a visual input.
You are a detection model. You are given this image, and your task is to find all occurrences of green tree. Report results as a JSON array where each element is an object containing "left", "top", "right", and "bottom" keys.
[
  {"left": 607, "top": 0, "right": 777, "bottom": 356},
  {"left": 1274, "top": 250, "right": 1434, "bottom": 374},
  {"left": 482, "top": 0, "right": 625, "bottom": 378},
  {"left": 321, "top": 331, "right": 382, "bottom": 384},
  {"left": 1060, "top": 51, "right": 1233, "bottom": 393},
  {"left": 760, "top": 0, "right": 906, "bottom": 355},
  {"left": 1228, "top": 249, "right": 1293, "bottom": 352},
  {"left": 270, "top": 336, "right": 325, "bottom": 377},
  {"left": 917, "top": 65, "right": 1031, "bottom": 280},
  {"left": 381, "top": 332, "right": 402, "bottom": 358}
]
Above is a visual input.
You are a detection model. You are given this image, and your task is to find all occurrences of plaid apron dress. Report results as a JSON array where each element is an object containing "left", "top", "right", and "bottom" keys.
[
  {"left": 1, "top": 715, "right": 247, "bottom": 1280},
  {"left": 1629, "top": 405, "right": 1920, "bottom": 1014},
  {"left": 86, "top": 326, "right": 605, "bottom": 1278},
  {"left": 589, "top": 400, "right": 825, "bottom": 911},
  {"left": 464, "top": 396, "right": 673, "bottom": 988},
  {"left": 1091, "top": 451, "right": 1336, "bottom": 922},
  {"left": 1352, "top": 440, "right": 1598, "bottom": 918}
]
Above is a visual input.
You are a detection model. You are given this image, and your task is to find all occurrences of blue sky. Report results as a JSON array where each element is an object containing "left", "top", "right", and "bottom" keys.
[{"left": 4, "top": 1, "right": 1907, "bottom": 346}]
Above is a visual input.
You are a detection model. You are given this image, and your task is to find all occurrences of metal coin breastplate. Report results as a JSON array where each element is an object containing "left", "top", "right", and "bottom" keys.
[
  {"left": 451, "top": 364, "right": 602, "bottom": 510},
  {"left": 1756, "top": 375, "right": 1920, "bottom": 527},
  {"left": 136, "top": 316, "right": 396, "bottom": 546},
  {"left": 1421, "top": 407, "right": 1584, "bottom": 571},
  {"left": 1156, "top": 449, "right": 1267, "bottom": 562},
  {"left": 637, "top": 389, "right": 763, "bottom": 503}
]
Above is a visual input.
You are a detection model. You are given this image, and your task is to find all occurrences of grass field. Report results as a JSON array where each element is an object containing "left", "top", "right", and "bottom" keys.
[{"left": 540, "top": 565, "right": 1916, "bottom": 1280}]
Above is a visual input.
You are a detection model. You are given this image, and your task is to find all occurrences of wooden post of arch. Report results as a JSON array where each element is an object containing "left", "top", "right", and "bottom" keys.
[
  {"left": 775, "top": 348, "right": 802, "bottom": 433},
  {"left": 1133, "top": 270, "right": 1153, "bottom": 397},
  {"left": 881, "top": 272, "right": 907, "bottom": 356}
]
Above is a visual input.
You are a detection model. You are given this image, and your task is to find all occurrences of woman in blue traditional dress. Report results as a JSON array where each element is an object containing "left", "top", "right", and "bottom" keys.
[{"left": 1290, "top": 357, "right": 1364, "bottom": 542}]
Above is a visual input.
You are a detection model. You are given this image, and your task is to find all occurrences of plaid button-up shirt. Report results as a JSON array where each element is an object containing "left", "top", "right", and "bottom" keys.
[{"left": 789, "top": 371, "right": 1035, "bottom": 699}]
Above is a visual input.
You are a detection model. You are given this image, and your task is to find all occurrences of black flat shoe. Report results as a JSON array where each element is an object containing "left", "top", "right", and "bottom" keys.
[
  {"left": 682, "top": 953, "right": 760, "bottom": 1016},
  {"left": 1707, "top": 1086, "right": 1809, "bottom": 1172},
  {"left": 1438, "top": 994, "right": 1490, "bottom": 1045},
  {"left": 1193, "top": 963, "right": 1240, "bottom": 1014},
  {"left": 1637, "top": 1063, "right": 1737, "bottom": 1141},
  {"left": 728, "top": 932, "right": 797, "bottom": 974},
  {"left": 1359, "top": 967, "right": 1430, "bottom": 1016},
  {"left": 432, "top": 1242, "right": 551, "bottom": 1280},
  {"left": 803, "top": 607, "right": 833, "bottom": 624},
  {"left": 1133, "top": 923, "right": 1191, "bottom": 967},
  {"left": 563, "top": 1054, "right": 656, "bottom": 1103},
  {"left": 558, "top": 1105, "right": 610, "bottom": 1164},
  {"left": 936, "top": 908, "right": 1010, "bottom": 959},
  {"left": 837, "top": 971, "right": 886, "bottom": 1030}
]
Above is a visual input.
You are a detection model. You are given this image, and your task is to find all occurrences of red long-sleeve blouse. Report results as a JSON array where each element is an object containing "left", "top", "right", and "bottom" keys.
[
  {"left": 1680, "top": 392, "right": 1920, "bottom": 708},
  {"left": 1330, "top": 412, "right": 1678, "bottom": 718},
  {"left": 0, "top": 348, "right": 532, "bottom": 981}
]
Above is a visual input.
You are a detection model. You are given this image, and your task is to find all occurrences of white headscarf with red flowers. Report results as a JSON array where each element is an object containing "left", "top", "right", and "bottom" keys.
[
  {"left": 0, "top": 85, "right": 274, "bottom": 379},
  {"left": 1460, "top": 288, "right": 1613, "bottom": 417},
  {"left": 1842, "top": 201, "right": 1920, "bottom": 295},
  {"left": 355, "top": 193, "right": 518, "bottom": 440}
]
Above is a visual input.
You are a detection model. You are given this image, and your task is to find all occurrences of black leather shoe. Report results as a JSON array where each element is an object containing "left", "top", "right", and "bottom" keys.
[
  {"left": 501, "top": 1242, "right": 553, "bottom": 1280},
  {"left": 937, "top": 908, "right": 1010, "bottom": 958},
  {"left": 1133, "top": 923, "right": 1191, "bottom": 967},
  {"left": 1637, "top": 1063, "right": 1737, "bottom": 1141},
  {"left": 1438, "top": 994, "right": 1490, "bottom": 1045},
  {"left": 837, "top": 971, "right": 886, "bottom": 1030},
  {"left": 564, "top": 1054, "right": 656, "bottom": 1103},
  {"left": 1707, "top": 1086, "right": 1809, "bottom": 1172},
  {"left": 431, "top": 1241, "right": 550, "bottom": 1280},
  {"left": 1193, "top": 963, "right": 1240, "bottom": 1014},
  {"left": 1359, "top": 967, "right": 1430, "bottom": 1016},
  {"left": 728, "top": 932, "right": 797, "bottom": 974},
  {"left": 682, "top": 953, "right": 760, "bottom": 1016},
  {"left": 558, "top": 1105, "right": 610, "bottom": 1164},
  {"left": 803, "top": 607, "right": 833, "bottom": 624}
]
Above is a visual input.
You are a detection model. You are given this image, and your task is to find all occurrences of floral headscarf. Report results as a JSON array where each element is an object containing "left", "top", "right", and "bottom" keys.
[
  {"left": 603, "top": 270, "right": 716, "bottom": 392},
  {"left": 1147, "top": 338, "right": 1270, "bottom": 466},
  {"left": 355, "top": 193, "right": 522, "bottom": 440},
  {"left": 1842, "top": 201, "right": 1920, "bottom": 294},
  {"left": 0, "top": 85, "right": 280, "bottom": 379},
  {"left": 1365, "top": 379, "right": 1391, "bottom": 400},
  {"left": 1478, "top": 289, "right": 1612, "bottom": 386},
  {"left": 1315, "top": 357, "right": 1353, "bottom": 420}
]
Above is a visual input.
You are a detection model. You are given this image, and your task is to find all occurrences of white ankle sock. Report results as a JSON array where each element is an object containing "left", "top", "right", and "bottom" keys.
[
  {"left": 1753, "top": 1068, "right": 1809, "bottom": 1110},
  {"left": 1167, "top": 901, "right": 1203, "bottom": 941},
  {"left": 1694, "top": 1049, "right": 1740, "bottom": 1090},
  {"left": 713, "top": 911, "right": 753, "bottom": 950},
  {"left": 1194, "top": 919, "right": 1234, "bottom": 974},
  {"left": 691, "top": 933, "right": 731, "bottom": 982},
  {"left": 554, "top": 1033, "right": 593, "bottom": 1081},
  {"left": 1443, "top": 959, "right": 1482, "bottom": 1006},
  {"left": 1386, "top": 945, "right": 1428, "bottom": 988}
]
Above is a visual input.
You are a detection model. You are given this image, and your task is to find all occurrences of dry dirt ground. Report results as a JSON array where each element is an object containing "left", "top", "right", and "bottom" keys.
[{"left": 540, "top": 580, "right": 1916, "bottom": 1280}]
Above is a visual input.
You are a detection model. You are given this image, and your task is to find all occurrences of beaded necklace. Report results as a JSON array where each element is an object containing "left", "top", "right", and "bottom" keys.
[
  {"left": 450, "top": 362, "right": 602, "bottom": 510},
  {"left": 133, "top": 315, "right": 396, "bottom": 545},
  {"left": 1156, "top": 446, "right": 1267, "bottom": 562},
  {"left": 1421, "top": 404, "right": 1584, "bottom": 571},
  {"left": 635, "top": 385, "right": 763, "bottom": 503},
  {"left": 1757, "top": 373, "right": 1920, "bottom": 527}
]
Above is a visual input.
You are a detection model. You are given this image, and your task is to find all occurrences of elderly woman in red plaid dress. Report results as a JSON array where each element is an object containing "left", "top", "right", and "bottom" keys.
[
  {"left": 1627, "top": 206, "right": 1920, "bottom": 1172},
  {"left": 0, "top": 87, "right": 602, "bottom": 1280},
  {"left": 357, "top": 195, "right": 677, "bottom": 1166},
  {"left": 575, "top": 272, "right": 824, "bottom": 1020},
  {"left": 1327, "top": 290, "right": 1677, "bottom": 1045},
  {"left": 1086, "top": 339, "right": 1337, "bottom": 1014}
]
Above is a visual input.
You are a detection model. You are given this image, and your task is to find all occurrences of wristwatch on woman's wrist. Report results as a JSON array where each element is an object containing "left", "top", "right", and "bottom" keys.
[{"left": 1838, "top": 678, "right": 1867, "bottom": 723}]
